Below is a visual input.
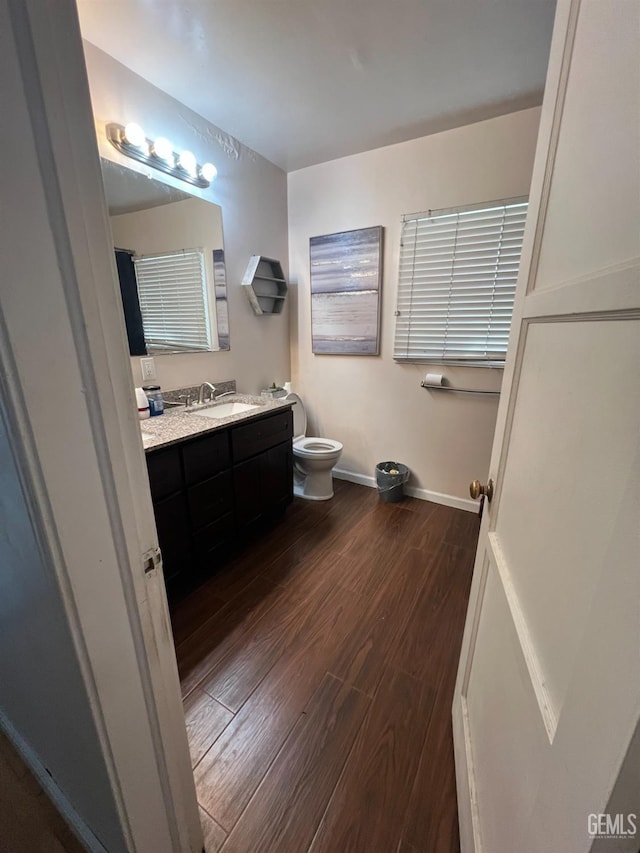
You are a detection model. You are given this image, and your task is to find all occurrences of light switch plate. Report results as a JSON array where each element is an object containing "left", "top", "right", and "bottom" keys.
[{"left": 140, "top": 357, "right": 156, "bottom": 382}]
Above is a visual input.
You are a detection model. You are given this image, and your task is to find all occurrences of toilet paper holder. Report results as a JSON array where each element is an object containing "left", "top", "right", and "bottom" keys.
[{"left": 420, "top": 378, "right": 500, "bottom": 396}]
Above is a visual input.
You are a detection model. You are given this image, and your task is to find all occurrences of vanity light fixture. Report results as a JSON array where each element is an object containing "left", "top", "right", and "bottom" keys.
[
  {"left": 199, "top": 162, "right": 218, "bottom": 183},
  {"left": 123, "top": 122, "right": 147, "bottom": 150},
  {"left": 106, "top": 122, "right": 218, "bottom": 189},
  {"left": 177, "top": 149, "right": 197, "bottom": 177},
  {"left": 151, "top": 136, "right": 174, "bottom": 165}
]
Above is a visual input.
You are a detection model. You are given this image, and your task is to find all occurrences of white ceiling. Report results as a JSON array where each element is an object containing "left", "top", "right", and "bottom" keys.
[{"left": 77, "top": 0, "right": 556, "bottom": 172}]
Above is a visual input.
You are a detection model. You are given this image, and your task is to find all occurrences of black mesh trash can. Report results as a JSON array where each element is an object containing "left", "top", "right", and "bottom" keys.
[{"left": 375, "top": 461, "right": 410, "bottom": 503}]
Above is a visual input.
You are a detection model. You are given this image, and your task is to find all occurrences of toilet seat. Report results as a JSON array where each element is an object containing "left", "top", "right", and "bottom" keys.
[
  {"left": 287, "top": 392, "right": 307, "bottom": 442},
  {"left": 293, "top": 436, "right": 343, "bottom": 458}
]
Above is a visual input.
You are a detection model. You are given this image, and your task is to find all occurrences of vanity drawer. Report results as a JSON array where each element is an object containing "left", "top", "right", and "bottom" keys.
[
  {"left": 188, "top": 470, "right": 233, "bottom": 529},
  {"left": 192, "top": 513, "right": 234, "bottom": 569},
  {"left": 182, "top": 431, "right": 231, "bottom": 485},
  {"left": 147, "top": 446, "right": 182, "bottom": 501},
  {"left": 231, "top": 409, "right": 293, "bottom": 463}
]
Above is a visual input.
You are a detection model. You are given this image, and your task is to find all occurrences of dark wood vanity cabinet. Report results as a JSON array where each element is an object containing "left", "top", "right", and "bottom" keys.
[
  {"left": 145, "top": 447, "right": 192, "bottom": 596},
  {"left": 232, "top": 410, "right": 294, "bottom": 533},
  {"left": 233, "top": 440, "right": 293, "bottom": 532},
  {"left": 146, "top": 407, "right": 293, "bottom": 599}
]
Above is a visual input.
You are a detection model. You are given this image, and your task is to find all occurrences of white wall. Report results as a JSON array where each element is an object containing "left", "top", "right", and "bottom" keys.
[
  {"left": 288, "top": 108, "right": 541, "bottom": 505},
  {"left": 83, "top": 42, "right": 291, "bottom": 394},
  {"left": 110, "top": 197, "right": 224, "bottom": 350}
]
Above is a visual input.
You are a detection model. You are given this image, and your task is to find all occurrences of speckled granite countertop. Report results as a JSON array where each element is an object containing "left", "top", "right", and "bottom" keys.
[{"left": 140, "top": 394, "right": 293, "bottom": 452}]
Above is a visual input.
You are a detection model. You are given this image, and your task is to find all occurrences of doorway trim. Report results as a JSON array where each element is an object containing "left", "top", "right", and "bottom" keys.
[{"left": 1, "top": 0, "right": 201, "bottom": 849}]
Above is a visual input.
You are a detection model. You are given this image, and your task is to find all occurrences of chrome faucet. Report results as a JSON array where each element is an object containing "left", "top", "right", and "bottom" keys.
[
  {"left": 212, "top": 390, "right": 236, "bottom": 401},
  {"left": 198, "top": 381, "right": 216, "bottom": 405}
]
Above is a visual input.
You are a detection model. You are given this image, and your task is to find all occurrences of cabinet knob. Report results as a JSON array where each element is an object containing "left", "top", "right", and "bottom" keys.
[{"left": 469, "top": 479, "right": 494, "bottom": 502}]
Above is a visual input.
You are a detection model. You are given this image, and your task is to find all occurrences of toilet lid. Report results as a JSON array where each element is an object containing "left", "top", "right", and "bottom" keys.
[{"left": 286, "top": 393, "right": 306, "bottom": 440}]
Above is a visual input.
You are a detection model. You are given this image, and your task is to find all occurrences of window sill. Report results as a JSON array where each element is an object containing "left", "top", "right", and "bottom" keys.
[{"left": 394, "top": 358, "right": 505, "bottom": 369}]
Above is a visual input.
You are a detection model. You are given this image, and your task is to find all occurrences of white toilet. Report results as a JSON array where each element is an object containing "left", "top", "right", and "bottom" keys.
[{"left": 286, "top": 393, "right": 343, "bottom": 500}]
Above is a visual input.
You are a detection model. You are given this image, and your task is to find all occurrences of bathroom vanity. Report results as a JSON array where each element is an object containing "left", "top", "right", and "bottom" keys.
[{"left": 143, "top": 398, "right": 293, "bottom": 599}]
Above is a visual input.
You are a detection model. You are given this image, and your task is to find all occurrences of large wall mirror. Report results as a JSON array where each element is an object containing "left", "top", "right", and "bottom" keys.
[{"left": 101, "top": 159, "right": 230, "bottom": 354}]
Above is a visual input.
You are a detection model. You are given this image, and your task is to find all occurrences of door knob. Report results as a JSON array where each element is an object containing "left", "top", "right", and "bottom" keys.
[{"left": 470, "top": 478, "right": 494, "bottom": 502}]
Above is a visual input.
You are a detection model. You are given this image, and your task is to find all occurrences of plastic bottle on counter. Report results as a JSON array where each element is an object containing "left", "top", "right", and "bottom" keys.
[
  {"left": 143, "top": 385, "right": 164, "bottom": 416},
  {"left": 135, "top": 387, "right": 150, "bottom": 420}
]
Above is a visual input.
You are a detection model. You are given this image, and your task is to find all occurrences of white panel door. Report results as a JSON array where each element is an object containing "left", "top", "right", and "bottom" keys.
[{"left": 453, "top": 1, "right": 640, "bottom": 851}]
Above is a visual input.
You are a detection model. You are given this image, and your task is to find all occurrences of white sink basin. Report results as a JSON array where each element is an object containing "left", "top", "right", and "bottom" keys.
[{"left": 192, "top": 401, "right": 260, "bottom": 419}]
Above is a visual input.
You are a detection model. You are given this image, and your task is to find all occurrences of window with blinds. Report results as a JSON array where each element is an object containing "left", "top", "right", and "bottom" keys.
[
  {"left": 133, "top": 249, "right": 212, "bottom": 353},
  {"left": 393, "top": 198, "right": 528, "bottom": 365}
]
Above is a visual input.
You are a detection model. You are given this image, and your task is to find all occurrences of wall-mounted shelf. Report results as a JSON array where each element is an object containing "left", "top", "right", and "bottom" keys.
[{"left": 242, "top": 255, "right": 288, "bottom": 315}]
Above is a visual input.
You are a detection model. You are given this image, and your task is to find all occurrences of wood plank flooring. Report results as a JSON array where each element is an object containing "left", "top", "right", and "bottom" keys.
[{"left": 171, "top": 479, "right": 478, "bottom": 853}]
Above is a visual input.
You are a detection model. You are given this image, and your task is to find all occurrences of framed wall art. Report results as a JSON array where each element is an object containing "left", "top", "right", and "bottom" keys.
[{"left": 309, "top": 225, "right": 383, "bottom": 355}]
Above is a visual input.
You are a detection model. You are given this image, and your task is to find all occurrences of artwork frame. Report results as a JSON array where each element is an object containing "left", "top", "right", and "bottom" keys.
[{"left": 309, "top": 225, "right": 383, "bottom": 355}]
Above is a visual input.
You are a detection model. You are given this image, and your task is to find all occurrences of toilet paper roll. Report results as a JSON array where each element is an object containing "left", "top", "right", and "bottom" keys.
[
  {"left": 424, "top": 373, "right": 444, "bottom": 387},
  {"left": 283, "top": 381, "right": 292, "bottom": 394}
]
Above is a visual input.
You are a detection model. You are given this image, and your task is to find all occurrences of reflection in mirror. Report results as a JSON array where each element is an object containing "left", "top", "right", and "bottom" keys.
[{"left": 100, "top": 159, "right": 230, "bottom": 353}]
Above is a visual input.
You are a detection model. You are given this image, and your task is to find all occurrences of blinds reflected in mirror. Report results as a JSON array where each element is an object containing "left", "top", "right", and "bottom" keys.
[
  {"left": 393, "top": 198, "right": 528, "bottom": 365},
  {"left": 133, "top": 249, "right": 212, "bottom": 352}
]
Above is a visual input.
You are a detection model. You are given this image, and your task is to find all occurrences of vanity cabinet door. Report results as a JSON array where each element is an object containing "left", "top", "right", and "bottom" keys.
[
  {"left": 262, "top": 441, "right": 293, "bottom": 512},
  {"left": 182, "top": 431, "right": 230, "bottom": 485},
  {"left": 153, "top": 492, "right": 191, "bottom": 596},
  {"left": 147, "top": 446, "right": 182, "bottom": 501},
  {"left": 192, "top": 513, "right": 234, "bottom": 574},
  {"left": 233, "top": 455, "right": 263, "bottom": 530},
  {"left": 188, "top": 470, "right": 233, "bottom": 529},
  {"left": 233, "top": 441, "right": 293, "bottom": 532}
]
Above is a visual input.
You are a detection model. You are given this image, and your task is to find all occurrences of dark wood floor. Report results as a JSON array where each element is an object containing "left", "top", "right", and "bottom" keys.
[
  {"left": 0, "top": 728, "right": 85, "bottom": 853},
  {"left": 172, "top": 479, "right": 478, "bottom": 853}
]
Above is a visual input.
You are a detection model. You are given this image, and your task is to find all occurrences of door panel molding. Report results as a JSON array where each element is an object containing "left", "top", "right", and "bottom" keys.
[
  {"left": 489, "top": 296, "right": 640, "bottom": 526},
  {"left": 526, "top": 0, "right": 582, "bottom": 295},
  {"left": 459, "top": 537, "right": 557, "bottom": 744},
  {"left": 453, "top": 548, "right": 492, "bottom": 853},
  {"left": 459, "top": 556, "right": 491, "bottom": 700},
  {"left": 460, "top": 696, "right": 485, "bottom": 853},
  {"left": 489, "top": 533, "right": 558, "bottom": 741},
  {"left": 524, "top": 259, "right": 640, "bottom": 320}
]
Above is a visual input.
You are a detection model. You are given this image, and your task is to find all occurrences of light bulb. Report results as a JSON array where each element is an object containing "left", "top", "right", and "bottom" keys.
[
  {"left": 151, "top": 136, "right": 174, "bottom": 164},
  {"left": 123, "top": 122, "right": 146, "bottom": 149},
  {"left": 200, "top": 162, "right": 217, "bottom": 183},
  {"left": 178, "top": 150, "right": 197, "bottom": 177}
]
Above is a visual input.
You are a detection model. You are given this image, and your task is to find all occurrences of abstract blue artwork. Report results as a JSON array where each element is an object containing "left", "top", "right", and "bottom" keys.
[{"left": 309, "top": 226, "right": 383, "bottom": 355}]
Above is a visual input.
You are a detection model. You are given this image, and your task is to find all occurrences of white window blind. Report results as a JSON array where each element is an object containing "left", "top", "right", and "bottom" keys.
[
  {"left": 133, "top": 249, "right": 212, "bottom": 352},
  {"left": 393, "top": 198, "right": 528, "bottom": 364}
]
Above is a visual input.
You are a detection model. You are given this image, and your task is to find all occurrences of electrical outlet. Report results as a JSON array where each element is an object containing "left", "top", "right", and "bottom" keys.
[{"left": 140, "top": 357, "right": 156, "bottom": 382}]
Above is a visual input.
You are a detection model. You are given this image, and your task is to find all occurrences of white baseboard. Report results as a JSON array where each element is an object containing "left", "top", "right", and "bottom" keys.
[
  {"left": 332, "top": 468, "right": 377, "bottom": 490},
  {"left": 333, "top": 467, "right": 479, "bottom": 513},
  {"left": 0, "top": 711, "right": 105, "bottom": 852}
]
